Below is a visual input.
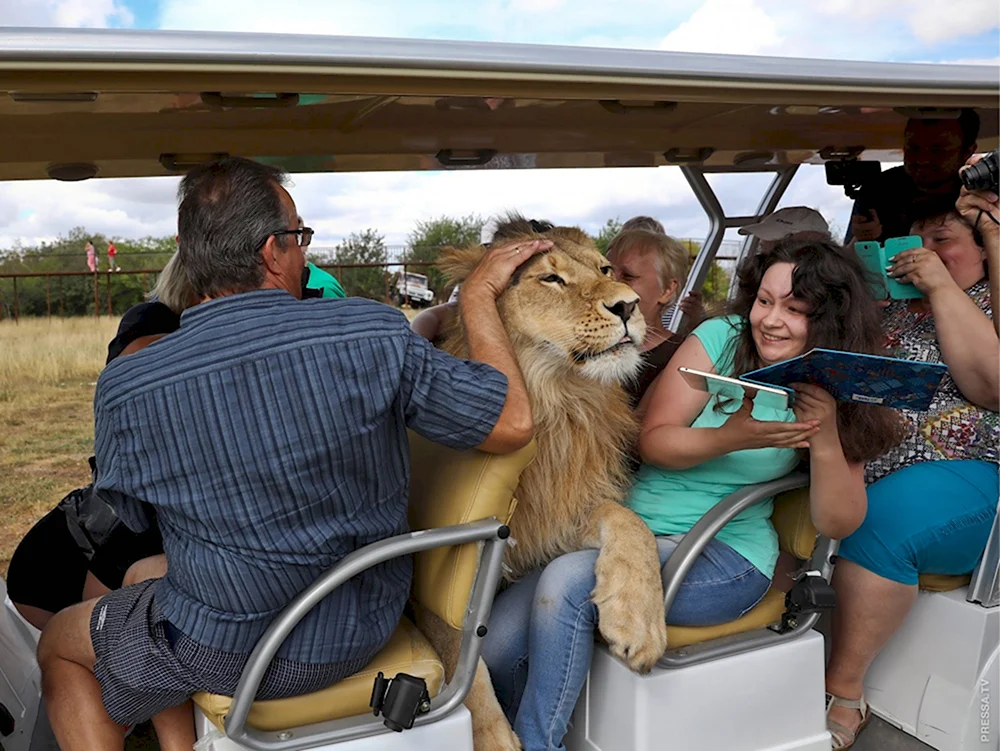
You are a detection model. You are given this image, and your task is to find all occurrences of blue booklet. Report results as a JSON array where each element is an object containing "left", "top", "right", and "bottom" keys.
[{"left": 744, "top": 348, "right": 946, "bottom": 411}]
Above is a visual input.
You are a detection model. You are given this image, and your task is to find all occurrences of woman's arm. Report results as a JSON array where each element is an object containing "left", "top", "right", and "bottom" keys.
[
  {"left": 792, "top": 384, "right": 867, "bottom": 539},
  {"left": 956, "top": 167, "right": 1000, "bottom": 337},
  {"left": 639, "top": 336, "right": 819, "bottom": 469},
  {"left": 890, "top": 249, "right": 999, "bottom": 411}
]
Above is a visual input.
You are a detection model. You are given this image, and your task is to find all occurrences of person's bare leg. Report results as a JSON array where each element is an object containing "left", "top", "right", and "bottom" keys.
[
  {"left": 37, "top": 598, "right": 127, "bottom": 751},
  {"left": 83, "top": 570, "right": 112, "bottom": 600},
  {"left": 825, "top": 560, "right": 918, "bottom": 734},
  {"left": 122, "top": 554, "right": 168, "bottom": 587},
  {"left": 150, "top": 701, "right": 196, "bottom": 751}
]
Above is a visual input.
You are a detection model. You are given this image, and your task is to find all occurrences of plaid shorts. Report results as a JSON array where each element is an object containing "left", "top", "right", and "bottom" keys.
[{"left": 90, "top": 580, "right": 372, "bottom": 726}]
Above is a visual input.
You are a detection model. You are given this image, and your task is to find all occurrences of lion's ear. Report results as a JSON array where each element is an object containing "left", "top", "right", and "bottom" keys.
[{"left": 436, "top": 245, "right": 486, "bottom": 285}]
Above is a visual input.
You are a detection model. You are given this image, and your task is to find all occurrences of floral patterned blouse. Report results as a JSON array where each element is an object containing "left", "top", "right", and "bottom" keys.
[{"left": 865, "top": 279, "right": 998, "bottom": 485}]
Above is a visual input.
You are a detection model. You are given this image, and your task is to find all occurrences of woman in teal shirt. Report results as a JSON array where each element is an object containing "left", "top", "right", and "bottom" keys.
[{"left": 481, "top": 237, "right": 903, "bottom": 751}]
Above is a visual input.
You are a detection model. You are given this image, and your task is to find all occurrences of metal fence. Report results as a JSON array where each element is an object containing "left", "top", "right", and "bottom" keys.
[
  {"left": 0, "top": 250, "right": 739, "bottom": 323},
  {"left": 0, "top": 262, "right": 434, "bottom": 323}
]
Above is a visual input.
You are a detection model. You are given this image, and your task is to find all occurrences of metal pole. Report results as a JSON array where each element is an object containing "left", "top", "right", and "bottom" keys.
[
  {"left": 93, "top": 273, "right": 99, "bottom": 318},
  {"left": 12, "top": 276, "right": 19, "bottom": 324},
  {"left": 0, "top": 282, "right": 5, "bottom": 321},
  {"left": 59, "top": 278, "right": 65, "bottom": 317},
  {"left": 403, "top": 262, "right": 409, "bottom": 307},
  {"left": 46, "top": 277, "right": 51, "bottom": 318},
  {"left": 106, "top": 271, "right": 112, "bottom": 316}
]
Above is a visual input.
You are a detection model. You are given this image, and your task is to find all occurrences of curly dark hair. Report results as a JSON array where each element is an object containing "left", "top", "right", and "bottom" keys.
[{"left": 725, "top": 237, "right": 906, "bottom": 464}]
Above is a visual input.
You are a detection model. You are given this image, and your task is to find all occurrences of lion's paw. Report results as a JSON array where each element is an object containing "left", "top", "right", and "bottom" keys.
[
  {"left": 473, "top": 715, "right": 522, "bottom": 751},
  {"left": 592, "top": 554, "right": 668, "bottom": 673}
]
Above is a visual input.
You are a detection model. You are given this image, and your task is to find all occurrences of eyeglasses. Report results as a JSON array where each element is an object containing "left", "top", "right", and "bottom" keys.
[{"left": 271, "top": 227, "right": 314, "bottom": 248}]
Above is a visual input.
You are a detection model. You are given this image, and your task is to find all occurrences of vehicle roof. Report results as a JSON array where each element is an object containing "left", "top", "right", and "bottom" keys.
[{"left": 0, "top": 28, "right": 997, "bottom": 181}]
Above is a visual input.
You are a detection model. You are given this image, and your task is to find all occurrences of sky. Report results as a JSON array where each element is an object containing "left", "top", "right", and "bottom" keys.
[{"left": 0, "top": 0, "right": 998, "bottom": 255}]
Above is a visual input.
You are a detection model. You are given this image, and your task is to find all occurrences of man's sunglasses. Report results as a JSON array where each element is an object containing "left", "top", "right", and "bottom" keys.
[{"left": 270, "top": 227, "right": 314, "bottom": 248}]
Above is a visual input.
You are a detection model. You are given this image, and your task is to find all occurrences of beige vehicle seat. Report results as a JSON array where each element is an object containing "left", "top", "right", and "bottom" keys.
[
  {"left": 665, "top": 487, "right": 817, "bottom": 649},
  {"left": 663, "top": 488, "right": 976, "bottom": 650},
  {"left": 194, "top": 433, "right": 536, "bottom": 732}
]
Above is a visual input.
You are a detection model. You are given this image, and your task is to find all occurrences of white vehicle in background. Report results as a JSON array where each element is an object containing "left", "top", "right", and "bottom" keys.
[
  {"left": 395, "top": 272, "right": 435, "bottom": 307},
  {"left": 0, "top": 26, "right": 996, "bottom": 751}
]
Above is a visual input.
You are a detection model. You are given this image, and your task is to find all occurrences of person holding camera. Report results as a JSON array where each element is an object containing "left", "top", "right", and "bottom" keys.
[
  {"left": 848, "top": 110, "right": 980, "bottom": 244},
  {"left": 825, "top": 151, "right": 999, "bottom": 750}
]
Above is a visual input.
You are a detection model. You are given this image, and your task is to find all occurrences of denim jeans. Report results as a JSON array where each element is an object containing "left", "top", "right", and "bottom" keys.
[{"left": 480, "top": 536, "right": 770, "bottom": 751}]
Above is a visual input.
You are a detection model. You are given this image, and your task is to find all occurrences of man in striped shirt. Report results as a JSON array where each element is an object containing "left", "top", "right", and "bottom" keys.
[{"left": 37, "top": 156, "right": 546, "bottom": 751}]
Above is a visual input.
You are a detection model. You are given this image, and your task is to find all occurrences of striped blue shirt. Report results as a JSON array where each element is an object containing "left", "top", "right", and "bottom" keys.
[{"left": 93, "top": 290, "right": 507, "bottom": 664}]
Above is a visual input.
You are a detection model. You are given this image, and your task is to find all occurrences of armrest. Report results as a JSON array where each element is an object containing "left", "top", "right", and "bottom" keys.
[
  {"left": 661, "top": 472, "right": 810, "bottom": 616},
  {"left": 225, "top": 518, "right": 509, "bottom": 749},
  {"left": 968, "top": 509, "right": 1000, "bottom": 608}
]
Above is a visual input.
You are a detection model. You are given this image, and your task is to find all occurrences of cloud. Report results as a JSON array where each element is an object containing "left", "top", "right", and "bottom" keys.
[
  {"left": 812, "top": 0, "right": 1000, "bottom": 45},
  {"left": 0, "top": 0, "right": 133, "bottom": 27},
  {"left": 660, "top": 0, "right": 784, "bottom": 57}
]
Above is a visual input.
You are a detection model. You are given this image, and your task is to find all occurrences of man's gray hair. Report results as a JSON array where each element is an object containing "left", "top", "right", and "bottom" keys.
[
  {"left": 150, "top": 251, "right": 199, "bottom": 313},
  {"left": 177, "top": 157, "right": 291, "bottom": 298}
]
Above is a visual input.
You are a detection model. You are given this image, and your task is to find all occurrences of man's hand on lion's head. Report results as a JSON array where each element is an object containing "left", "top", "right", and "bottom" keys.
[{"left": 461, "top": 239, "right": 552, "bottom": 303}]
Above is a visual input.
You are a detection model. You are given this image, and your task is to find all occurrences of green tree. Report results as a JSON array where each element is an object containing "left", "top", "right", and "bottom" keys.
[
  {"left": 593, "top": 218, "right": 623, "bottom": 255},
  {"left": 0, "top": 228, "right": 177, "bottom": 318},
  {"left": 332, "top": 229, "right": 388, "bottom": 301},
  {"left": 403, "top": 215, "right": 484, "bottom": 302},
  {"left": 680, "top": 240, "right": 731, "bottom": 304}
]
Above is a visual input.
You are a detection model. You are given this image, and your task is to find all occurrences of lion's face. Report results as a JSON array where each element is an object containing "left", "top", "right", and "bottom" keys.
[{"left": 497, "top": 230, "right": 646, "bottom": 384}]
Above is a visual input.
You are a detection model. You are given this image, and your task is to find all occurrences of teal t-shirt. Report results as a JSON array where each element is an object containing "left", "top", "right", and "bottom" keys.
[
  {"left": 627, "top": 315, "right": 800, "bottom": 578},
  {"left": 305, "top": 263, "right": 346, "bottom": 299}
]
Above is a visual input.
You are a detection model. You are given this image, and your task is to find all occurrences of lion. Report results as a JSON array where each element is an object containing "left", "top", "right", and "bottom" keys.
[{"left": 417, "top": 217, "right": 669, "bottom": 751}]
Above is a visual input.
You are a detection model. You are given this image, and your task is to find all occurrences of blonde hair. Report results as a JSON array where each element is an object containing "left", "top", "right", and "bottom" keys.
[
  {"left": 607, "top": 229, "right": 689, "bottom": 292},
  {"left": 151, "top": 251, "right": 199, "bottom": 313},
  {"left": 621, "top": 215, "right": 665, "bottom": 234}
]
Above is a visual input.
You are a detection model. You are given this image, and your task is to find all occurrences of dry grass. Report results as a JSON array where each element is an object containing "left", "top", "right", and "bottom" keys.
[
  {"left": 0, "top": 317, "right": 122, "bottom": 575},
  {"left": 0, "top": 305, "right": 420, "bottom": 576}
]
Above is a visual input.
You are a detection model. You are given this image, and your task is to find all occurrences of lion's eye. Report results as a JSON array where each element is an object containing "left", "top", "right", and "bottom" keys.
[
  {"left": 540, "top": 274, "right": 566, "bottom": 285},
  {"left": 600, "top": 266, "right": 614, "bottom": 277}
]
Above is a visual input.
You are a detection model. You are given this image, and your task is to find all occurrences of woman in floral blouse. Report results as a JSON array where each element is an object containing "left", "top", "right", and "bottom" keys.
[{"left": 825, "top": 159, "right": 999, "bottom": 750}]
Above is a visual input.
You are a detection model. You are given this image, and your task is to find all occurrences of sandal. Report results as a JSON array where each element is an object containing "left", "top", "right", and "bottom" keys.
[{"left": 826, "top": 693, "right": 872, "bottom": 750}]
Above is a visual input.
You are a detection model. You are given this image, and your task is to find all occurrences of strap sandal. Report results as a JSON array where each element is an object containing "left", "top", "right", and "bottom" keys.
[{"left": 826, "top": 692, "right": 872, "bottom": 750}]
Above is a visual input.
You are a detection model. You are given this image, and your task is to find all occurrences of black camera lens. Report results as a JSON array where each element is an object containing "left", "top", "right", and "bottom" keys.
[{"left": 961, "top": 149, "right": 999, "bottom": 193}]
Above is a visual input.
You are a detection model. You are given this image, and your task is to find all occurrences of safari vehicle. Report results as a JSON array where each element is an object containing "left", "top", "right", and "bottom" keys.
[
  {"left": 394, "top": 272, "right": 435, "bottom": 307},
  {"left": 0, "top": 27, "right": 997, "bottom": 751}
]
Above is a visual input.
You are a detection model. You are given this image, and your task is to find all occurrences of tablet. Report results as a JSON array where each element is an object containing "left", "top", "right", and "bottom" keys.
[{"left": 678, "top": 367, "right": 793, "bottom": 412}]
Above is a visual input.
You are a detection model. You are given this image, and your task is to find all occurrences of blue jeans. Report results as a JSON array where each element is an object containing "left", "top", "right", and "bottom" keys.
[{"left": 480, "top": 537, "right": 771, "bottom": 751}]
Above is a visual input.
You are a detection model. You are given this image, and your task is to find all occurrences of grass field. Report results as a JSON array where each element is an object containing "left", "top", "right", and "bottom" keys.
[
  {"left": 0, "top": 317, "right": 121, "bottom": 575},
  {"left": 0, "top": 307, "right": 422, "bottom": 576}
]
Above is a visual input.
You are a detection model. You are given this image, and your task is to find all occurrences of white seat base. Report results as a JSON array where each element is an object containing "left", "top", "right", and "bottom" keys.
[
  {"left": 566, "top": 629, "right": 830, "bottom": 751},
  {"left": 865, "top": 588, "right": 999, "bottom": 751},
  {"left": 194, "top": 703, "right": 473, "bottom": 751}
]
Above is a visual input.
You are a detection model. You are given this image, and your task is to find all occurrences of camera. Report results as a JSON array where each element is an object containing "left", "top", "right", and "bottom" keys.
[
  {"left": 961, "top": 149, "right": 999, "bottom": 193},
  {"left": 825, "top": 159, "right": 882, "bottom": 200}
]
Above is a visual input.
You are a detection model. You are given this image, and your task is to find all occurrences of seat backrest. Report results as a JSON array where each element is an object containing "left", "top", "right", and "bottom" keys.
[
  {"left": 407, "top": 431, "right": 536, "bottom": 629},
  {"left": 771, "top": 487, "right": 818, "bottom": 560}
]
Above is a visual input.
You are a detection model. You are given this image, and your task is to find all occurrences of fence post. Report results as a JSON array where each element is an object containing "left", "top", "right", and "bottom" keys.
[
  {"left": 93, "top": 273, "right": 100, "bottom": 318},
  {"left": 0, "top": 281, "right": 4, "bottom": 321},
  {"left": 12, "top": 276, "right": 19, "bottom": 324},
  {"left": 402, "top": 263, "right": 408, "bottom": 308},
  {"left": 106, "top": 271, "right": 113, "bottom": 316},
  {"left": 46, "top": 276, "right": 52, "bottom": 318},
  {"left": 59, "top": 278, "right": 65, "bottom": 317}
]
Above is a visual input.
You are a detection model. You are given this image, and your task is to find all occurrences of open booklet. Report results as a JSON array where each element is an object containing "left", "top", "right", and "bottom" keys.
[{"left": 743, "top": 348, "right": 947, "bottom": 411}]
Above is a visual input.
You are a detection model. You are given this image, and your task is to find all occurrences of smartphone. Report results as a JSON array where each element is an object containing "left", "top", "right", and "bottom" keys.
[
  {"left": 678, "top": 367, "right": 793, "bottom": 412},
  {"left": 854, "top": 241, "right": 889, "bottom": 300},
  {"left": 883, "top": 235, "right": 924, "bottom": 300}
]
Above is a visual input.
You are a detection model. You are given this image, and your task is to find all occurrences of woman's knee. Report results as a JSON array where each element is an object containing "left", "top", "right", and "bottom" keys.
[{"left": 534, "top": 551, "right": 599, "bottom": 616}]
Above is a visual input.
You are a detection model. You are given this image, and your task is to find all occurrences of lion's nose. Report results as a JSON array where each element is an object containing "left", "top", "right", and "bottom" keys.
[{"left": 604, "top": 299, "right": 637, "bottom": 324}]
